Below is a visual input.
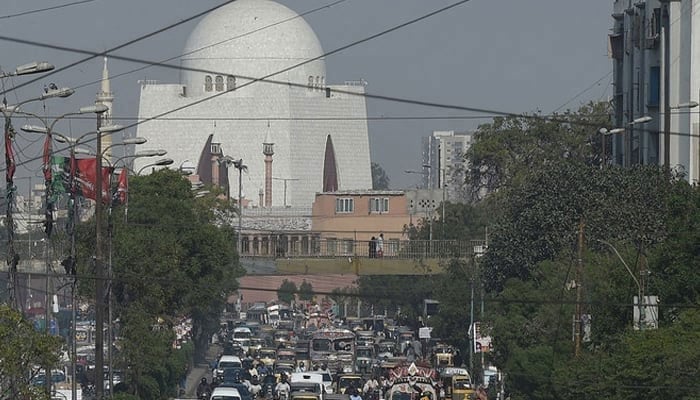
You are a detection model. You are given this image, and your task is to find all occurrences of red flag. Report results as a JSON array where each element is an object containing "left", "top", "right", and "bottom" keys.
[
  {"left": 42, "top": 131, "right": 52, "bottom": 182},
  {"left": 74, "top": 158, "right": 111, "bottom": 204},
  {"left": 4, "top": 124, "right": 15, "bottom": 183},
  {"left": 116, "top": 168, "right": 128, "bottom": 205}
]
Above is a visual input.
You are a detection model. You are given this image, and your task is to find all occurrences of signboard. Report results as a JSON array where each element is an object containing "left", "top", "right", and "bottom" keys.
[
  {"left": 418, "top": 327, "right": 432, "bottom": 339},
  {"left": 472, "top": 322, "right": 492, "bottom": 353},
  {"left": 633, "top": 296, "right": 659, "bottom": 330}
]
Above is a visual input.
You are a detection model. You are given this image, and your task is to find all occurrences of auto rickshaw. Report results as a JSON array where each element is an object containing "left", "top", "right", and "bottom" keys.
[
  {"left": 451, "top": 375, "right": 474, "bottom": 400},
  {"left": 439, "top": 368, "right": 473, "bottom": 400},
  {"left": 335, "top": 374, "right": 364, "bottom": 394}
]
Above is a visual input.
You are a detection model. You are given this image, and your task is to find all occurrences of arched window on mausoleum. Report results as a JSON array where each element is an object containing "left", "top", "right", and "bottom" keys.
[
  {"left": 215, "top": 75, "right": 224, "bottom": 91},
  {"left": 205, "top": 75, "right": 213, "bottom": 92},
  {"left": 308, "top": 75, "right": 314, "bottom": 91},
  {"left": 227, "top": 75, "right": 236, "bottom": 91}
]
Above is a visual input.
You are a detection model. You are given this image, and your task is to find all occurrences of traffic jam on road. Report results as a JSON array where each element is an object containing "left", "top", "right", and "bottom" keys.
[{"left": 199, "top": 304, "right": 486, "bottom": 400}]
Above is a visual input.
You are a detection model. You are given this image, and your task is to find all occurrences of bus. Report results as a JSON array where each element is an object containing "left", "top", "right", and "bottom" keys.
[
  {"left": 309, "top": 328, "right": 355, "bottom": 373},
  {"left": 267, "top": 304, "right": 293, "bottom": 328}
]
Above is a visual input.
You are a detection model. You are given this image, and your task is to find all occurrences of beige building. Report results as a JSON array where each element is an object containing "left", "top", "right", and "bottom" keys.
[{"left": 311, "top": 190, "right": 411, "bottom": 243}]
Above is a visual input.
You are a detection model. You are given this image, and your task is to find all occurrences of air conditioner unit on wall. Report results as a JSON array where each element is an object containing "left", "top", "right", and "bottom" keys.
[{"left": 644, "top": 34, "right": 659, "bottom": 49}]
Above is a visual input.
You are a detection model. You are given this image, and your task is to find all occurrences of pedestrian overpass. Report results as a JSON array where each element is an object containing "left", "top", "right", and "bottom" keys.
[{"left": 240, "top": 239, "right": 486, "bottom": 275}]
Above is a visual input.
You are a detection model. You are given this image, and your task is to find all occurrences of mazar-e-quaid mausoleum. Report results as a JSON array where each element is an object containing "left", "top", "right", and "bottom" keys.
[{"left": 135, "top": 0, "right": 372, "bottom": 208}]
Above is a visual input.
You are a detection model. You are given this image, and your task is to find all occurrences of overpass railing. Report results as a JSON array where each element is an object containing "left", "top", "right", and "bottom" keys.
[{"left": 241, "top": 239, "right": 486, "bottom": 260}]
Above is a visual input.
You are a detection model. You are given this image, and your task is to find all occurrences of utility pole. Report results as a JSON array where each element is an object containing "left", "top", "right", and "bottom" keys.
[
  {"left": 638, "top": 243, "right": 647, "bottom": 330},
  {"left": 574, "top": 219, "right": 585, "bottom": 357},
  {"left": 662, "top": 1, "right": 671, "bottom": 170},
  {"left": 94, "top": 109, "right": 105, "bottom": 400}
]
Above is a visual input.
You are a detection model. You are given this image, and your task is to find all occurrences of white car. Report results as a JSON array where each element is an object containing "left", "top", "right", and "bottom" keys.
[{"left": 210, "top": 386, "right": 242, "bottom": 400}]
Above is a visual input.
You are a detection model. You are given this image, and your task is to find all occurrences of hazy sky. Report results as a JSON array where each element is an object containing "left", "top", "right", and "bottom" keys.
[{"left": 1, "top": 0, "right": 613, "bottom": 189}]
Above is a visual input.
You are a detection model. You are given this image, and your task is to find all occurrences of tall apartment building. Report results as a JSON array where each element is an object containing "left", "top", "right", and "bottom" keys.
[
  {"left": 421, "top": 130, "right": 473, "bottom": 201},
  {"left": 610, "top": 0, "right": 700, "bottom": 182}
]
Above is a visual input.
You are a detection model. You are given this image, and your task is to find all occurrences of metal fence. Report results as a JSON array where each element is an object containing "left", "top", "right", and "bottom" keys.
[{"left": 242, "top": 239, "right": 486, "bottom": 260}]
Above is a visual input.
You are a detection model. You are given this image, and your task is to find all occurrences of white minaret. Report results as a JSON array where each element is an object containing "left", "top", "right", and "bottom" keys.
[{"left": 96, "top": 57, "right": 114, "bottom": 162}]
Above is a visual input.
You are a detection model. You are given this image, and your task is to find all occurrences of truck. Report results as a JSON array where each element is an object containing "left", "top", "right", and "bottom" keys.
[{"left": 385, "top": 362, "right": 439, "bottom": 400}]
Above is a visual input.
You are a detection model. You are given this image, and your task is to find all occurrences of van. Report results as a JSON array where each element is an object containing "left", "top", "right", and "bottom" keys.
[
  {"left": 290, "top": 372, "right": 326, "bottom": 400},
  {"left": 214, "top": 355, "right": 243, "bottom": 382}
]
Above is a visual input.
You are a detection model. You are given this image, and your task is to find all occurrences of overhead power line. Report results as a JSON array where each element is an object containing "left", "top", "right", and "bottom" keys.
[
  {"left": 0, "top": 0, "right": 238, "bottom": 95},
  {"left": 0, "top": 0, "right": 97, "bottom": 20},
  {"left": 65, "top": 0, "right": 348, "bottom": 93}
]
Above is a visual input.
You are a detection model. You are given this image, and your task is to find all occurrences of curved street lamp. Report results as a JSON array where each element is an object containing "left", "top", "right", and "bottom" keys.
[
  {"left": 0, "top": 61, "right": 54, "bottom": 78},
  {"left": 137, "top": 158, "right": 174, "bottom": 175}
]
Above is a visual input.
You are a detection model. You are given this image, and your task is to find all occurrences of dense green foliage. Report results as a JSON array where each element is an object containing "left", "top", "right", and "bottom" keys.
[
  {"left": 298, "top": 279, "right": 314, "bottom": 302},
  {"left": 277, "top": 279, "right": 297, "bottom": 304},
  {"left": 464, "top": 102, "right": 610, "bottom": 201},
  {"left": 74, "top": 169, "right": 242, "bottom": 399},
  {"left": 398, "top": 103, "right": 700, "bottom": 399},
  {"left": 0, "top": 305, "right": 62, "bottom": 400}
]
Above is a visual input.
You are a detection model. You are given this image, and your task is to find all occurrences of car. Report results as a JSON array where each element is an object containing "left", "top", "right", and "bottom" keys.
[
  {"left": 210, "top": 386, "right": 242, "bottom": 400},
  {"left": 218, "top": 382, "right": 253, "bottom": 400}
]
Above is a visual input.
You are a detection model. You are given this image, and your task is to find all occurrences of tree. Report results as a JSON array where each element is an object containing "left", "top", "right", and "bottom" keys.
[
  {"left": 74, "top": 169, "right": 242, "bottom": 397},
  {"left": 299, "top": 279, "right": 314, "bottom": 302},
  {"left": 481, "top": 162, "right": 676, "bottom": 292},
  {"left": 357, "top": 274, "right": 435, "bottom": 326},
  {"left": 278, "top": 279, "right": 297, "bottom": 304},
  {"left": 371, "top": 162, "right": 390, "bottom": 190},
  {"left": 0, "top": 305, "right": 62, "bottom": 400},
  {"left": 464, "top": 102, "right": 611, "bottom": 200}
]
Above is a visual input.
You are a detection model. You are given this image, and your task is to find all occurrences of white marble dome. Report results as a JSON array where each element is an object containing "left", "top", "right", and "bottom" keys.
[{"left": 181, "top": 0, "right": 326, "bottom": 97}]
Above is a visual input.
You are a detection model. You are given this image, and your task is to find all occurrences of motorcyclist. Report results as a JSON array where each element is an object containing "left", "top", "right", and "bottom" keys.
[
  {"left": 363, "top": 376, "right": 379, "bottom": 396},
  {"left": 296, "top": 361, "right": 306, "bottom": 373},
  {"left": 249, "top": 375, "right": 263, "bottom": 398},
  {"left": 196, "top": 377, "right": 211, "bottom": 399},
  {"left": 275, "top": 373, "right": 291, "bottom": 400},
  {"left": 319, "top": 363, "right": 330, "bottom": 374}
]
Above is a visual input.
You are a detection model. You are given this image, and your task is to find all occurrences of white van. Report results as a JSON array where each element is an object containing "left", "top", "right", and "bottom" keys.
[
  {"left": 210, "top": 386, "right": 242, "bottom": 400},
  {"left": 290, "top": 372, "right": 326, "bottom": 400},
  {"left": 213, "top": 355, "right": 242, "bottom": 382}
]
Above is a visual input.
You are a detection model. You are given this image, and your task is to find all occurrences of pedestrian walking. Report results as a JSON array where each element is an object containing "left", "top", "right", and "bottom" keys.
[
  {"left": 369, "top": 236, "right": 377, "bottom": 258},
  {"left": 377, "top": 233, "right": 384, "bottom": 257}
]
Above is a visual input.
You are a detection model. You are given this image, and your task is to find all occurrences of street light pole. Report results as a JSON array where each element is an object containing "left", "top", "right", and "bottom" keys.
[{"left": 235, "top": 159, "right": 246, "bottom": 255}]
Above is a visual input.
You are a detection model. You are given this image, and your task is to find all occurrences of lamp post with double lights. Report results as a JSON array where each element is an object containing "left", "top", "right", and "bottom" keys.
[
  {"left": 1, "top": 64, "right": 69, "bottom": 312},
  {"left": 77, "top": 146, "right": 161, "bottom": 398},
  {"left": 22, "top": 120, "right": 125, "bottom": 400},
  {"left": 615, "top": 115, "right": 652, "bottom": 167},
  {"left": 220, "top": 157, "right": 247, "bottom": 255},
  {"left": 19, "top": 104, "right": 115, "bottom": 399}
]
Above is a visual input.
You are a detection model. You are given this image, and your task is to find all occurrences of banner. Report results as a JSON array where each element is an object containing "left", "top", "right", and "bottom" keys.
[
  {"left": 4, "top": 123, "right": 15, "bottom": 183},
  {"left": 114, "top": 167, "right": 128, "bottom": 205},
  {"left": 472, "top": 322, "right": 493, "bottom": 353},
  {"left": 50, "top": 156, "right": 112, "bottom": 204},
  {"left": 75, "top": 158, "right": 111, "bottom": 204}
]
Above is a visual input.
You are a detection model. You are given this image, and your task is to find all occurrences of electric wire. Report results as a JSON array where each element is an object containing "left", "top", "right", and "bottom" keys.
[
  {"left": 550, "top": 70, "right": 613, "bottom": 113},
  {"left": 4, "top": 269, "right": 700, "bottom": 309},
  {"left": 0, "top": 0, "right": 97, "bottom": 20},
  {"left": 0, "top": 0, "right": 238, "bottom": 96},
  {"left": 62, "top": 0, "right": 349, "bottom": 94}
]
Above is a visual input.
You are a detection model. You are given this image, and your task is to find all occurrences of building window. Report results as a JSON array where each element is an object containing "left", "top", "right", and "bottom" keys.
[
  {"left": 227, "top": 75, "right": 236, "bottom": 91},
  {"left": 648, "top": 66, "right": 660, "bottom": 107},
  {"left": 370, "top": 197, "right": 389, "bottom": 213},
  {"left": 308, "top": 75, "right": 314, "bottom": 90},
  {"left": 215, "top": 75, "right": 224, "bottom": 91},
  {"left": 205, "top": 75, "right": 213, "bottom": 92},
  {"left": 335, "top": 198, "right": 354, "bottom": 213}
]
